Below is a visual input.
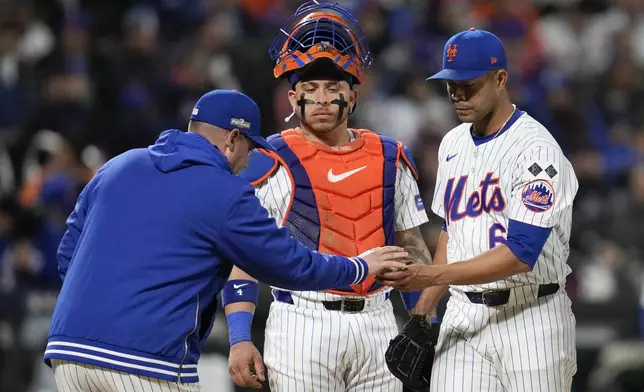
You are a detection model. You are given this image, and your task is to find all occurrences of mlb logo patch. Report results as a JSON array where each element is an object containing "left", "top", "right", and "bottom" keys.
[
  {"left": 414, "top": 195, "right": 425, "bottom": 211},
  {"left": 521, "top": 180, "right": 554, "bottom": 212},
  {"left": 192, "top": 108, "right": 199, "bottom": 116}
]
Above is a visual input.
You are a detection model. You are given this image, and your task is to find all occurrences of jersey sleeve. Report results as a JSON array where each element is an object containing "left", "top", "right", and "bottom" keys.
[
  {"left": 394, "top": 162, "right": 429, "bottom": 231},
  {"left": 430, "top": 141, "right": 446, "bottom": 220},
  {"left": 508, "top": 143, "right": 578, "bottom": 228},
  {"left": 253, "top": 166, "right": 291, "bottom": 227},
  {"left": 254, "top": 181, "right": 277, "bottom": 219},
  {"left": 239, "top": 149, "right": 278, "bottom": 185}
]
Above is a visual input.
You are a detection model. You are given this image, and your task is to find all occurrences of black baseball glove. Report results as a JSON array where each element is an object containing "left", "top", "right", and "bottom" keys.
[{"left": 385, "top": 315, "right": 439, "bottom": 391}]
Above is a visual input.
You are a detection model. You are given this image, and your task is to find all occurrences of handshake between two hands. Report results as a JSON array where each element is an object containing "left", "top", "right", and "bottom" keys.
[
  {"left": 358, "top": 246, "right": 438, "bottom": 291},
  {"left": 228, "top": 245, "right": 436, "bottom": 389}
]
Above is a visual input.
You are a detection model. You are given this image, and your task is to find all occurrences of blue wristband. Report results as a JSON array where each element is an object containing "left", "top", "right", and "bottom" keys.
[
  {"left": 431, "top": 317, "right": 440, "bottom": 324},
  {"left": 227, "top": 311, "right": 253, "bottom": 346},
  {"left": 221, "top": 280, "right": 259, "bottom": 306}
]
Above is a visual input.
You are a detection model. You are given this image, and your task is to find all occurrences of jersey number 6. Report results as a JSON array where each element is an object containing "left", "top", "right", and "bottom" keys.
[{"left": 488, "top": 223, "right": 507, "bottom": 249}]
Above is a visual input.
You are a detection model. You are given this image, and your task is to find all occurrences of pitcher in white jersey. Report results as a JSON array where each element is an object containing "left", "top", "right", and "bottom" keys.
[
  {"left": 219, "top": 1, "right": 437, "bottom": 391},
  {"left": 378, "top": 28, "right": 579, "bottom": 391}
]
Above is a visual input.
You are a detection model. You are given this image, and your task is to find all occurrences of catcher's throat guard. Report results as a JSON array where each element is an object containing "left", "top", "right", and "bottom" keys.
[
  {"left": 269, "top": 0, "right": 372, "bottom": 84},
  {"left": 385, "top": 315, "right": 438, "bottom": 391}
]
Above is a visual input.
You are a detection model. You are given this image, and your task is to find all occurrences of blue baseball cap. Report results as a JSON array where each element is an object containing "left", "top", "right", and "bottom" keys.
[
  {"left": 190, "top": 89, "right": 275, "bottom": 151},
  {"left": 427, "top": 28, "right": 507, "bottom": 81}
]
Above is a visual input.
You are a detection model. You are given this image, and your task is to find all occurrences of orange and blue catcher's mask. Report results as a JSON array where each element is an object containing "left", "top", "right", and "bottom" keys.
[{"left": 269, "top": 0, "right": 373, "bottom": 86}]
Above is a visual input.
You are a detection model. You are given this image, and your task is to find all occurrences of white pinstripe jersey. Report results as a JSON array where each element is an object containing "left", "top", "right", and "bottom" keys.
[
  {"left": 431, "top": 109, "right": 578, "bottom": 292},
  {"left": 255, "top": 130, "right": 429, "bottom": 302}
]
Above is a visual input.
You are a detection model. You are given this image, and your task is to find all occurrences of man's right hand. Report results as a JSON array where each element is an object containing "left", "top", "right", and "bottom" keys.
[
  {"left": 360, "top": 246, "right": 412, "bottom": 276},
  {"left": 228, "top": 341, "right": 265, "bottom": 389}
]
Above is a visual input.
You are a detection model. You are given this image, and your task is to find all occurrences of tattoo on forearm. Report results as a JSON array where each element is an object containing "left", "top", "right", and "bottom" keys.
[{"left": 395, "top": 227, "right": 433, "bottom": 265}]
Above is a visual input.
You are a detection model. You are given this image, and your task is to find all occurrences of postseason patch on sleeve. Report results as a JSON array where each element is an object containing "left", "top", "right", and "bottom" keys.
[{"left": 414, "top": 194, "right": 425, "bottom": 211}]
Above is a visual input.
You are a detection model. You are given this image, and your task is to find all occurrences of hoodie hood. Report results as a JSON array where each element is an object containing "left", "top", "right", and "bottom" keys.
[{"left": 148, "top": 130, "right": 232, "bottom": 173}]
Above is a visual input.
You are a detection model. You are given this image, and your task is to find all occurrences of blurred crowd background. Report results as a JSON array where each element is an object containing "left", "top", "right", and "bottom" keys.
[{"left": 0, "top": 0, "right": 643, "bottom": 391}]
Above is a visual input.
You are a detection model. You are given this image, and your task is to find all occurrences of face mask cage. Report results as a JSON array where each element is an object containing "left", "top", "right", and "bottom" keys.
[{"left": 269, "top": 1, "right": 373, "bottom": 83}]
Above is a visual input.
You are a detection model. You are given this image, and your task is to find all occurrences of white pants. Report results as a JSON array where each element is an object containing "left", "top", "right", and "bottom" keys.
[
  {"left": 430, "top": 287, "right": 577, "bottom": 392},
  {"left": 51, "top": 359, "right": 200, "bottom": 392},
  {"left": 263, "top": 298, "right": 403, "bottom": 391}
]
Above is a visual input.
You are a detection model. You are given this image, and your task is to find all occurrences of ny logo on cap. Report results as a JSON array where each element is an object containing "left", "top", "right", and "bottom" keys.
[
  {"left": 231, "top": 118, "right": 251, "bottom": 129},
  {"left": 447, "top": 44, "right": 458, "bottom": 62}
]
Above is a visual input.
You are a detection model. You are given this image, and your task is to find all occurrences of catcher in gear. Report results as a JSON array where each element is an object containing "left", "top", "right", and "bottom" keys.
[{"left": 223, "top": 1, "right": 440, "bottom": 390}]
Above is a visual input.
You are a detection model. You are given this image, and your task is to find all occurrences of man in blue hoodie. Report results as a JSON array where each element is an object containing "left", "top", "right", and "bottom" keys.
[{"left": 43, "top": 89, "right": 410, "bottom": 392}]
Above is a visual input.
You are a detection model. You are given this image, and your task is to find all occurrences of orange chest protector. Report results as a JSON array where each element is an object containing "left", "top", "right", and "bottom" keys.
[{"left": 246, "top": 129, "right": 417, "bottom": 295}]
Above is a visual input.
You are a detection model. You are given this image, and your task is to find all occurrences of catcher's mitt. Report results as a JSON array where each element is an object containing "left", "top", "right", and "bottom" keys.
[{"left": 385, "top": 315, "right": 439, "bottom": 391}]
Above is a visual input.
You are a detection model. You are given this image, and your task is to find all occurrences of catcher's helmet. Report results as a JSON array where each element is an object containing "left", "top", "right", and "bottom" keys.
[{"left": 269, "top": 0, "right": 373, "bottom": 86}]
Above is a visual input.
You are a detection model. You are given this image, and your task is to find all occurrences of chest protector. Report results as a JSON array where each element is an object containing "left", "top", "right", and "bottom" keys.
[{"left": 247, "top": 128, "right": 417, "bottom": 295}]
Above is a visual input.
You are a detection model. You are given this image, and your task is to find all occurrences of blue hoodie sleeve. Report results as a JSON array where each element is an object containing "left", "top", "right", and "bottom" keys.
[
  {"left": 57, "top": 179, "right": 92, "bottom": 281},
  {"left": 217, "top": 187, "right": 368, "bottom": 290}
]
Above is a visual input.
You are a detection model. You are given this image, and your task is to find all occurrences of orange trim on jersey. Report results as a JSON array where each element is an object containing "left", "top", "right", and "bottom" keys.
[
  {"left": 397, "top": 142, "right": 419, "bottom": 180},
  {"left": 260, "top": 148, "right": 297, "bottom": 227},
  {"left": 280, "top": 128, "right": 388, "bottom": 296},
  {"left": 394, "top": 145, "right": 401, "bottom": 176},
  {"left": 249, "top": 149, "right": 280, "bottom": 187}
]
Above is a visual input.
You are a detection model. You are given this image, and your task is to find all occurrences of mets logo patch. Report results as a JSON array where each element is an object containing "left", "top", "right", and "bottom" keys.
[
  {"left": 414, "top": 195, "right": 425, "bottom": 211},
  {"left": 521, "top": 180, "right": 555, "bottom": 213}
]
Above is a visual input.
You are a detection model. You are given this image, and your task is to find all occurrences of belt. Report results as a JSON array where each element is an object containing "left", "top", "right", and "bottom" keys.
[
  {"left": 276, "top": 290, "right": 390, "bottom": 313},
  {"left": 465, "top": 283, "right": 559, "bottom": 307}
]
